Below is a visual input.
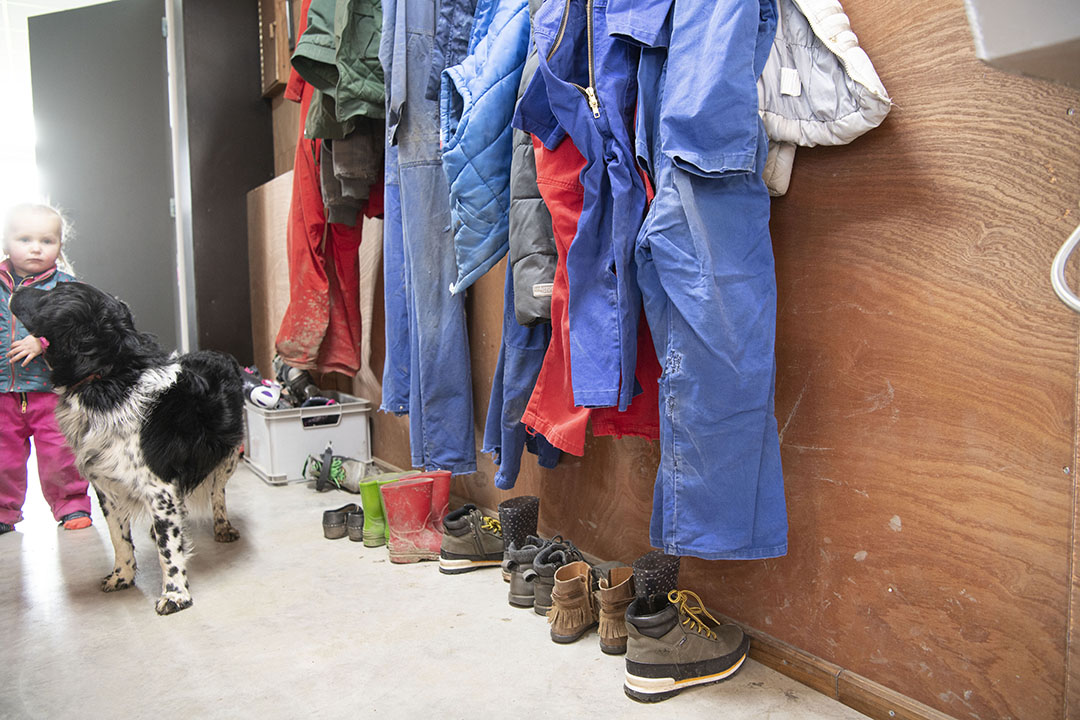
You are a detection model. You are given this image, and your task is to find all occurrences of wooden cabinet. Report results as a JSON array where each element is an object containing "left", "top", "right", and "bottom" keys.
[{"left": 258, "top": 0, "right": 292, "bottom": 97}]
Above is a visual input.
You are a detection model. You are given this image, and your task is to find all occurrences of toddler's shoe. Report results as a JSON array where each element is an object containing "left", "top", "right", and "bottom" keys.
[
  {"left": 60, "top": 511, "right": 91, "bottom": 530},
  {"left": 0, "top": 521, "right": 14, "bottom": 535}
]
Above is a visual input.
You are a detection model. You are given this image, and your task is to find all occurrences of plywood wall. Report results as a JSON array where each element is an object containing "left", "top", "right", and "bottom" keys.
[{"left": 363, "top": 1, "right": 1080, "bottom": 718}]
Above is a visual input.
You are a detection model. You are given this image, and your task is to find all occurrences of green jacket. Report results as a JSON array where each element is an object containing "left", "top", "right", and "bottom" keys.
[{"left": 292, "top": 0, "right": 384, "bottom": 139}]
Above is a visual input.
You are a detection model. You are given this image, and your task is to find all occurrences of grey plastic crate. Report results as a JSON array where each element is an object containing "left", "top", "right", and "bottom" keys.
[{"left": 243, "top": 390, "right": 372, "bottom": 485}]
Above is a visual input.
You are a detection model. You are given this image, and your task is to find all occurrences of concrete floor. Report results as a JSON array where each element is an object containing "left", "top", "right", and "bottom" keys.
[{"left": 1, "top": 459, "right": 869, "bottom": 720}]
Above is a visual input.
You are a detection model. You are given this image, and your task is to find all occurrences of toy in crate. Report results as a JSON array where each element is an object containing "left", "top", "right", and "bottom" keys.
[{"left": 242, "top": 364, "right": 372, "bottom": 485}]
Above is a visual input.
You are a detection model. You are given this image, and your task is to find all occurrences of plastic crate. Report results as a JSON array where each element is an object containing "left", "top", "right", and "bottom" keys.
[{"left": 243, "top": 390, "right": 372, "bottom": 485}]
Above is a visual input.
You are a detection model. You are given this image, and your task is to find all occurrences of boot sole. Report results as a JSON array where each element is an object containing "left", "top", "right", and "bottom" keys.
[
  {"left": 551, "top": 622, "right": 597, "bottom": 644},
  {"left": 439, "top": 557, "right": 503, "bottom": 574},
  {"left": 508, "top": 593, "right": 534, "bottom": 608},
  {"left": 623, "top": 648, "right": 748, "bottom": 703},
  {"left": 600, "top": 640, "right": 627, "bottom": 655}
]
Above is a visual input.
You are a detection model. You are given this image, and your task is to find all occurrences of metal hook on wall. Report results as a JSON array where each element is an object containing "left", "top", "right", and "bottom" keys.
[{"left": 1051, "top": 223, "right": 1080, "bottom": 314}]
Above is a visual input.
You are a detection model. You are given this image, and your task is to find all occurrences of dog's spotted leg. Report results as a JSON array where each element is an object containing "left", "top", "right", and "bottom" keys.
[
  {"left": 211, "top": 450, "right": 240, "bottom": 543},
  {"left": 97, "top": 489, "right": 136, "bottom": 592},
  {"left": 148, "top": 484, "right": 192, "bottom": 615}
]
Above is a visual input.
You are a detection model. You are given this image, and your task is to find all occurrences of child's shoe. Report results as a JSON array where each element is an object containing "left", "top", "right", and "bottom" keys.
[
  {"left": 0, "top": 521, "right": 14, "bottom": 535},
  {"left": 60, "top": 511, "right": 92, "bottom": 530}
]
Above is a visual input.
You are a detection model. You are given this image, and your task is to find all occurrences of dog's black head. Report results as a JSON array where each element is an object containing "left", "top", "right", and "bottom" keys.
[{"left": 11, "top": 282, "right": 165, "bottom": 389}]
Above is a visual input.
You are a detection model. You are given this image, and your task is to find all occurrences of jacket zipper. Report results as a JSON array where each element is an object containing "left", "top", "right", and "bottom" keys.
[
  {"left": 4, "top": 270, "right": 18, "bottom": 394},
  {"left": 546, "top": 0, "right": 601, "bottom": 119},
  {"left": 584, "top": 0, "right": 599, "bottom": 118}
]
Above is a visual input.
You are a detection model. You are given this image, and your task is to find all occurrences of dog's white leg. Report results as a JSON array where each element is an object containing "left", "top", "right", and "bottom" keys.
[
  {"left": 211, "top": 450, "right": 240, "bottom": 543},
  {"left": 96, "top": 489, "right": 137, "bottom": 592},
  {"left": 147, "top": 482, "right": 193, "bottom": 615}
]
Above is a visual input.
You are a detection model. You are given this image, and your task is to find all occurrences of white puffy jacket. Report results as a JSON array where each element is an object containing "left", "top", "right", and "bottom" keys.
[{"left": 758, "top": 0, "right": 892, "bottom": 195}]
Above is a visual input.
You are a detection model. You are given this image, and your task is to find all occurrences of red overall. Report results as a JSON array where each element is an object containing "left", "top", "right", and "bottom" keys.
[
  {"left": 274, "top": 0, "right": 383, "bottom": 376},
  {"left": 521, "top": 136, "right": 660, "bottom": 456}
]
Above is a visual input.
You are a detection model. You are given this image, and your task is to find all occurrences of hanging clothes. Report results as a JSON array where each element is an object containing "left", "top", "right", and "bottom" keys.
[
  {"left": 480, "top": 0, "right": 562, "bottom": 490},
  {"left": 519, "top": 135, "right": 659, "bottom": 456},
  {"left": 482, "top": 261, "right": 560, "bottom": 489},
  {"left": 440, "top": 0, "right": 531, "bottom": 295},
  {"left": 380, "top": 142, "right": 411, "bottom": 414},
  {"left": 514, "top": 0, "right": 647, "bottom": 411},
  {"left": 612, "top": 0, "right": 789, "bottom": 560},
  {"left": 381, "top": 0, "right": 477, "bottom": 474},
  {"left": 507, "top": 2, "right": 556, "bottom": 328},
  {"left": 757, "top": 0, "right": 892, "bottom": 195},
  {"left": 426, "top": 0, "right": 481, "bottom": 102},
  {"left": 274, "top": 0, "right": 368, "bottom": 376}
]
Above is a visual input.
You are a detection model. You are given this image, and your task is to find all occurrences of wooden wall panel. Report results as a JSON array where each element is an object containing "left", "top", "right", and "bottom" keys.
[
  {"left": 247, "top": 171, "right": 294, "bottom": 378},
  {"left": 364, "top": 1, "right": 1080, "bottom": 718}
]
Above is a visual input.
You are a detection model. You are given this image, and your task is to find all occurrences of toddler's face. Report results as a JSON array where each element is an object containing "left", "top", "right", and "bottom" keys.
[{"left": 4, "top": 208, "right": 62, "bottom": 277}]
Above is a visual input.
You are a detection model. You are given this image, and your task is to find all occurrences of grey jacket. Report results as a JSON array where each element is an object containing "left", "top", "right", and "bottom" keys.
[
  {"left": 507, "top": 0, "right": 555, "bottom": 326},
  {"left": 758, "top": 0, "right": 892, "bottom": 195}
]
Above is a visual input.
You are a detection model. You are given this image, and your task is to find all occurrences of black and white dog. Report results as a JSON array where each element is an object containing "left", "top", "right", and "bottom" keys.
[{"left": 12, "top": 282, "right": 245, "bottom": 615}]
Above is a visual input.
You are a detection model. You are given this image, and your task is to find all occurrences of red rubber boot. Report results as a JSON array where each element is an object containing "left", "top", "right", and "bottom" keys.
[{"left": 380, "top": 478, "right": 442, "bottom": 563}]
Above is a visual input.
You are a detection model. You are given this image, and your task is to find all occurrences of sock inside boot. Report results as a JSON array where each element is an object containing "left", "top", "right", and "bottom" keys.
[
  {"left": 632, "top": 551, "right": 681, "bottom": 601},
  {"left": 497, "top": 495, "right": 539, "bottom": 548}
]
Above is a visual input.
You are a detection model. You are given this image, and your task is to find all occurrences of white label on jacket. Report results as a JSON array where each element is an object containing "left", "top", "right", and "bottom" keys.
[
  {"left": 532, "top": 283, "right": 554, "bottom": 298},
  {"left": 781, "top": 67, "right": 802, "bottom": 97}
]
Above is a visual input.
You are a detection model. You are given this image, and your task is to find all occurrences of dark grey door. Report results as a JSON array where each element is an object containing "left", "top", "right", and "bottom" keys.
[{"left": 29, "top": 0, "right": 179, "bottom": 351}]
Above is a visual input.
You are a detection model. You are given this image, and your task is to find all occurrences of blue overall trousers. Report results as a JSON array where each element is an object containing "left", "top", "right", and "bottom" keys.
[
  {"left": 482, "top": 261, "right": 561, "bottom": 489},
  {"left": 381, "top": 0, "right": 477, "bottom": 474},
  {"left": 612, "top": 0, "right": 788, "bottom": 559},
  {"left": 381, "top": 142, "right": 411, "bottom": 414},
  {"left": 513, "top": 0, "right": 646, "bottom": 411}
]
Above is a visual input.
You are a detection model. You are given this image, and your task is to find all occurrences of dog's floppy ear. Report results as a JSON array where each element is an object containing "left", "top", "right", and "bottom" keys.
[{"left": 10, "top": 287, "right": 50, "bottom": 336}]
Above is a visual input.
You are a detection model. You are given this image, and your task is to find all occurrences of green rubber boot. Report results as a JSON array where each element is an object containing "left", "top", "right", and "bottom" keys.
[{"left": 358, "top": 472, "right": 411, "bottom": 547}]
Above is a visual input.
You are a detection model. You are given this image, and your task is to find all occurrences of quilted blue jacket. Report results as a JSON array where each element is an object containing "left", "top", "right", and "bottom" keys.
[
  {"left": 1, "top": 259, "right": 76, "bottom": 393},
  {"left": 440, "top": 0, "right": 530, "bottom": 295}
]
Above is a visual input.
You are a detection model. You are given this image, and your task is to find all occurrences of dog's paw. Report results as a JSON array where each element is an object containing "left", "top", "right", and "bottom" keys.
[
  {"left": 155, "top": 594, "right": 193, "bottom": 615},
  {"left": 101, "top": 570, "right": 135, "bottom": 592},
  {"left": 214, "top": 523, "right": 240, "bottom": 543}
]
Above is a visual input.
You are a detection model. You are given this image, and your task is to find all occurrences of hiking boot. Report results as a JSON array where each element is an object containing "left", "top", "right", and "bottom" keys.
[
  {"left": 623, "top": 589, "right": 750, "bottom": 703},
  {"left": 498, "top": 495, "right": 539, "bottom": 582},
  {"left": 505, "top": 535, "right": 544, "bottom": 608},
  {"left": 530, "top": 537, "right": 584, "bottom": 616},
  {"left": 595, "top": 564, "right": 634, "bottom": 655},
  {"left": 439, "top": 504, "right": 503, "bottom": 574},
  {"left": 548, "top": 561, "right": 597, "bottom": 643}
]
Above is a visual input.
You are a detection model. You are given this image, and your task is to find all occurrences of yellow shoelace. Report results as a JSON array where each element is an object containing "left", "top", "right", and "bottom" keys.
[
  {"left": 481, "top": 516, "right": 502, "bottom": 534},
  {"left": 668, "top": 589, "right": 719, "bottom": 639}
]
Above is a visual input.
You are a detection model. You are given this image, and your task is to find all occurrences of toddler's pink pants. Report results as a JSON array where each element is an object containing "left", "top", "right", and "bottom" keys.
[{"left": 0, "top": 392, "right": 90, "bottom": 525}]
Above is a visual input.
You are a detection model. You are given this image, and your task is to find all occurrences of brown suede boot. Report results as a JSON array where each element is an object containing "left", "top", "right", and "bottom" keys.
[
  {"left": 596, "top": 565, "right": 635, "bottom": 655},
  {"left": 547, "top": 561, "right": 597, "bottom": 643}
]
